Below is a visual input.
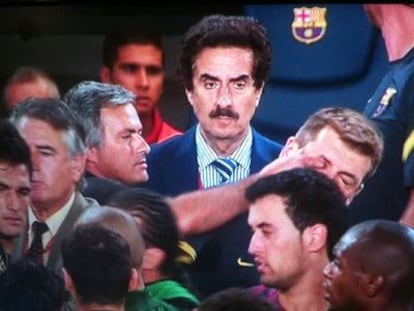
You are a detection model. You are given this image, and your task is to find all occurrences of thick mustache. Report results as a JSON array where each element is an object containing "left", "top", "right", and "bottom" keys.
[{"left": 209, "top": 107, "right": 239, "bottom": 119}]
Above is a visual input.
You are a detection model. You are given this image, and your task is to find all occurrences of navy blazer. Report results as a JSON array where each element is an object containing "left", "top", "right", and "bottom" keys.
[
  {"left": 144, "top": 125, "right": 283, "bottom": 297},
  {"left": 83, "top": 171, "right": 130, "bottom": 205}
]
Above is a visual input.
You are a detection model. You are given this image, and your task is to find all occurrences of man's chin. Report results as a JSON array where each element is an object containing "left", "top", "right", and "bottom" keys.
[
  {"left": 260, "top": 277, "right": 273, "bottom": 287},
  {"left": 2, "top": 230, "right": 21, "bottom": 240},
  {"left": 135, "top": 103, "right": 153, "bottom": 115},
  {"left": 127, "top": 174, "right": 149, "bottom": 185}
]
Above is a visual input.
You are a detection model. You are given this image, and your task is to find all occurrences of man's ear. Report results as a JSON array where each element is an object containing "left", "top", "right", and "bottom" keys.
[
  {"left": 302, "top": 224, "right": 327, "bottom": 254},
  {"left": 345, "top": 183, "right": 364, "bottom": 205},
  {"left": 128, "top": 268, "right": 139, "bottom": 291},
  {"left": 362, "top": 273, "right": 384, "bottom": 297},
  {"left": 279, "top": 136, "right": 300, "bottom": 158},
  {"left": 142, "top": 248, "right": 165, "bottom": 270},
  {"left": 184, "top": 89, "right": 194, "bottom": 107},
  {"left": 86, "top": 147, "right": 99, "bottom": 164},
  {"left": 100, "top": 66, "right": 111, "bottom": 83},
  {"left": 254, "top": 84, "right": 265, "bottom": 108},
  {"left": 354, "top": 183, "right": 365, "bottom": 198},
  {"left": 71, "top": 154, "right": 86, "bottom": 184}
]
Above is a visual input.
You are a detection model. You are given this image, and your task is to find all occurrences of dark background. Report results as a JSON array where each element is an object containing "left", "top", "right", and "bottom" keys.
[
  {"left": 0, "top": 3, "right": 389, "bottom": 144},
  {"left": 0, "top": 2, "right": 244, "bottom": 129}
]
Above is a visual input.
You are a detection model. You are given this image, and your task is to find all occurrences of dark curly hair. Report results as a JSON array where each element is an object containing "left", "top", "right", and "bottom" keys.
[{"left": 178, "top": 14, "right": 271, "bottom": 91}]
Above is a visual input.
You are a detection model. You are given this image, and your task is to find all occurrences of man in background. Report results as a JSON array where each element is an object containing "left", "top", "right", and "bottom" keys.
[
  {"left": 324, "top": 219, "right": 414, "bottom": 311},
  {"left": 349, "top": 4, "right": 414, "bottom": 225},
  {"left": 62, "top": 225, "right": 134, "bottom": 311},
  {"left": 100, "top": 33, "right": 182, "bottom": 144},
  {"left": 76, "top": 206, "right": 177, "bottom": 311},
  {"left": 3, "top": 66, "right": 60, "bottom": 114},
  {"left": 64, "top": 81, "right": 150, "bottom": 204},
  {"left": 0, "top": 119, "right": 32, "bottom": 275},
  {"left": 10, "top": 98, "right": 99, "bottom": 270},
  {"left": 247, "top": 168, "right": 349, "bottom": 310}
]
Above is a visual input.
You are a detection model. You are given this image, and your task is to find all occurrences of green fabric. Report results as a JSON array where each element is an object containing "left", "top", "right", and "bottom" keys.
[
  {"left": 125, "top": 289, "right": 178, "bottom": 311},
  {"left": 146, "top": 279, "right": 200, "bottom": 305}
]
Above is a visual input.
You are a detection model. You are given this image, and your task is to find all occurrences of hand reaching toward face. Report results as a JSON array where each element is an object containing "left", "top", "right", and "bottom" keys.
[{"left": 259, "top": 147, "right": 323, "bottom": 178}]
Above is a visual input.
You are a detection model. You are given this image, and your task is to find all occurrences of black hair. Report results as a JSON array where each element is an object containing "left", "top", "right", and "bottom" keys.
[
  {"left": 246, "top": 167, "right": 349, "bottom": 259},
  {"left": 0, "top": 118, "right": 32, "bottom": 178}
]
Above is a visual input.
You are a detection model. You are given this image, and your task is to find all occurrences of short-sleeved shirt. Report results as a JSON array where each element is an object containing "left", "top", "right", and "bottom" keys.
[{"left": 349, "top": 47, "right": 414, "bottom": 223}]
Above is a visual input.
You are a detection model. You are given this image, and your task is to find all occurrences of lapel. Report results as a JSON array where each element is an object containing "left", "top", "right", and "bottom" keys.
[
  {"left": 160, "top": 126, "right": 200, "bottom": 194},
  {"left": 250, "top": 129, "right": 281, "bottom": 174},
  {"left": 47, "top": 192, "right": 98, "bottom": 270}
]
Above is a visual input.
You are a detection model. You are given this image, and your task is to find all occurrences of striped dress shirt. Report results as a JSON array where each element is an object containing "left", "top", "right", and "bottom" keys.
[{"left": 196, "top": 124, "right": 252, "bottom": 189}]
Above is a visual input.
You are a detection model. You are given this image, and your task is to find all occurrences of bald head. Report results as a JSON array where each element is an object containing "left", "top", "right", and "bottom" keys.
[
  {"left": 326, "top": 220, "right": 414, "bottom": 310},
  {"left": 76, "top": 206, "right": 145, "bottom": 269},
  {"left": 337, "top": 220, "right": 414, "bottom": 275}
]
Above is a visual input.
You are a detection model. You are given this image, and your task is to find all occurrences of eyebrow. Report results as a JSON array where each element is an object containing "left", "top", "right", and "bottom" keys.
[
  {"left": 0, "top": 180, "right": 10, "bottom": 189},
  {"left": 119, "top": 63, "right": 139, "bottom": 70},
  {"left": 36, "top": 144, "right": 56, "bottom": 153},
  {"left": 120, "top": 127, "right": 143, "bottom": 136},
  {"left": 0, "top": 180, "right": 31, "bottom": 192},
  {"left": 256, "top": 222, "right": 274, "bottom": 230},
  {"left": 200, "top": 73, "right": 250, "bottom": 83},
  {"left": 119, "top": 62, "right": 162, "bottom": 70}
]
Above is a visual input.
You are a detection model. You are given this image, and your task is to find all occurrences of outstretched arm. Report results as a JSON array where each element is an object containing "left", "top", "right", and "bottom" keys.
[
  {"left": 168, "top": 174, "right": 258, "bottom": 236},
  {"left": 169, "top": 149, "right": 314, "bottom": 236}
]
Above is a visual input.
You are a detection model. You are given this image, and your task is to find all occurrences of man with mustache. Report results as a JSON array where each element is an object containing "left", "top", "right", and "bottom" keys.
[
  {"left": 64, "top": 81, "right": 151, "bottom": 204},
  {"left": 143, "top": 14, "right": 283, "bottom": 297},
  {"left": 0, "top": 119, "right": 32, "bottom": 275}
]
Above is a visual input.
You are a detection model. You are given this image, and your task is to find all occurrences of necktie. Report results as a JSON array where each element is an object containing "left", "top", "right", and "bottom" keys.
[
  {"left": 26, "top": 221, "right": 48, "bottom": 264},
  {"left": 0, "top": 246, "right": 8, "bottom": 275},
  {"left": 211, "top": 157, "right": 237, "bottom": 184}
]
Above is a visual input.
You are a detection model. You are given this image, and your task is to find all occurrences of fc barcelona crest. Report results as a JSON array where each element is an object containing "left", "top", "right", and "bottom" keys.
[{"left": 292, "top": 7, "right": 327, "bottom": 45}]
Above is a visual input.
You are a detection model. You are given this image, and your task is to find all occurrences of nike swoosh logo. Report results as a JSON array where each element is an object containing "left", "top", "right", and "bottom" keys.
[{"left": 237, "top": 257, "right": 255, "bottom": 267}]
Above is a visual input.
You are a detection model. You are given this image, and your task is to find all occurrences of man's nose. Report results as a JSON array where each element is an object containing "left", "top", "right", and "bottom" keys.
[
  {"left": 216, "top": 86, "right": 232, "bottom": 106},
  {"left": 133, "top": 134, "right": 150, "bottom": 154}
]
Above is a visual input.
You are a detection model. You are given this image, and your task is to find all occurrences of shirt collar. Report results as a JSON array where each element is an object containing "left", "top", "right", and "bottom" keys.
[
  {"left": 144, "top": 108, "right": 163, "bottom": 144},
  {"left": 28, "top": 192, "right": 75, "bottom": 236},
  {"left": 196, "top": 124, "right": 252, "bottom": 170}
]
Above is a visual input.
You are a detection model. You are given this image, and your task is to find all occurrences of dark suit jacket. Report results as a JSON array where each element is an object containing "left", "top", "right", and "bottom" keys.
[
  {"left": 11, "top": 191, "right": 99, "bottom": 271},
  {"left": 83, "top": 171, "right": 130, "bottom": 205},
  {"left": 144, "top": 125, "right": 283, "bottom": 297}
]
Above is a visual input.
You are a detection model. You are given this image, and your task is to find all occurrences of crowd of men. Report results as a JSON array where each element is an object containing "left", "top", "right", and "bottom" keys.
[{"left": 0, "top": 4, "right": 414, "bottom": 311}]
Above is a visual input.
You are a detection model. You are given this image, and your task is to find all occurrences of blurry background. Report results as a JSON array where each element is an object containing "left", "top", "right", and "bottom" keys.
[{"left": 0, "top": 2, "right": 388, "bottom": 144}]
